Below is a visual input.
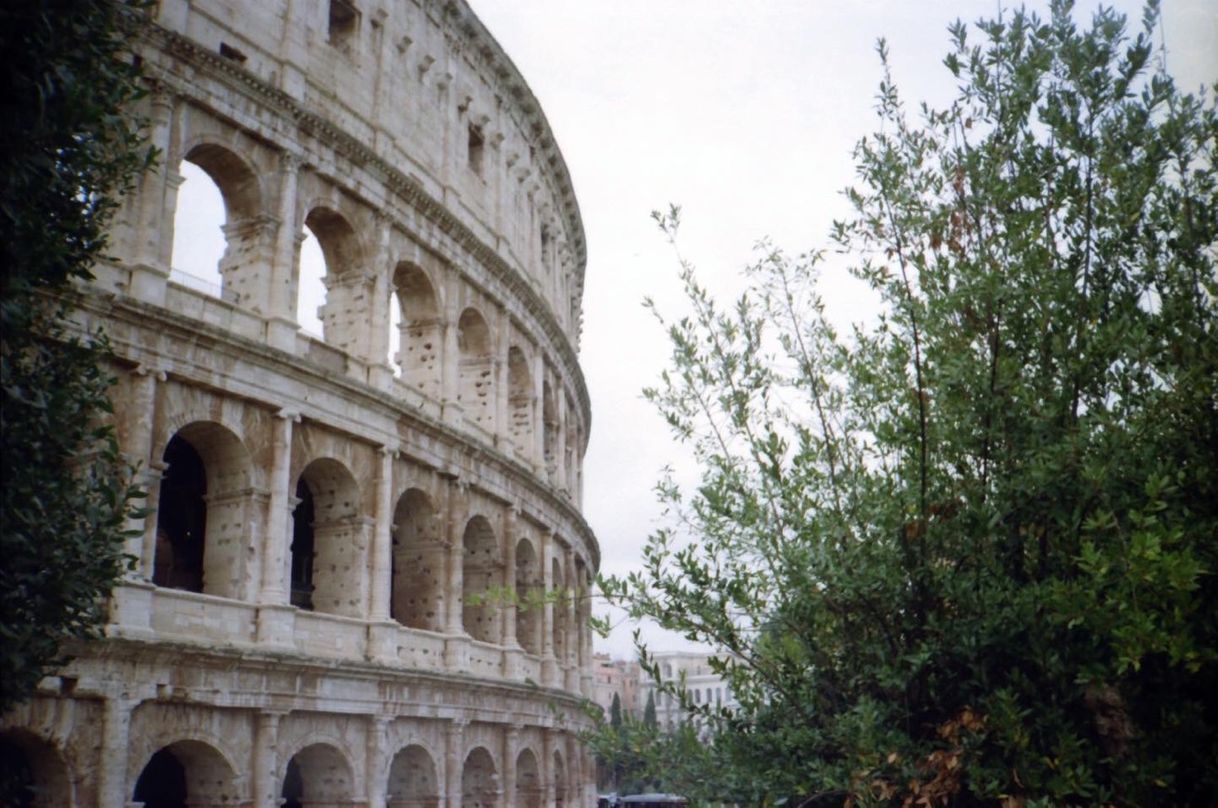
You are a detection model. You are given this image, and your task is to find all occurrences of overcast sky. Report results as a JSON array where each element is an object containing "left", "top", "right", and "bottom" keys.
[{"left": 171, "top": 2, "right": 1217, "bottom": 660}]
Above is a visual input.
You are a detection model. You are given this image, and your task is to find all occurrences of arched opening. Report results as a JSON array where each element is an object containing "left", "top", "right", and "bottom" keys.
[
  {"left": 168, "top": 161, "right": 224, "bottom": 295},
  {"left": 462, "top": 515, "right": 500, "bottom": 644},
  {"left": 552, "top": 750, "right": 567, "bottom": 808},
  {"left": 542, "top": 379, "right": 557, "bottom": 481},
  {"left": 169, "top": 143, "right": 264, "bottom": 307},
  {"left": 297, "top": 224, "right": 326, "bottom": 337},
  {"left": 292, "top": 458, "right": 367, "bottom": 617},
  {"left": 551, "top": 556, "right": 566, "bottom": 664},
  {"left": 133, "top": 740, "right": 237, "bottom": 808},
  {"left": 386, "top": 745, "right": 439, "bottom": 808},
  {"left": 393, "top": 263, "right": 441, "bottom": 398},
  {"left": 564, "top": 391, "right": 577, "bottom": 492},
  {"left": 154, "top": 435, "right": 207, "bottom": 592},
  {"left": 515, "top": 538, "right": 541, "bottom": 655},
  {"left": 153, "top": 422, "right": 251, "bottom": 599},
  {"left": 456, "top": 308, "right": 493, "bottom": 430},
  {"left": 281, "top": 744, "right": 353, "bottom": 808},
  {"left": 389, "top": 289, "right": 403, "bottom": 376},
  {"left": 460, "top": 747, "right": 497, "bottom": 808},
  {"left": 302, "top": 206, "right": 369, "bottom": 355},
  {"left": 0, "top": 731, "right": 72, "bottom": 808},
  {"left": 514, "top": 748, "right": 542, "bottom": 808},
  {"left": 290, "top": 478, "right": 316, "bottom": 610},
  {"left": 391, "top": 488, "right": 444, "bottom": 631},
  {"left": 507, "top": 346, "right": 532, "bottom": 459}
]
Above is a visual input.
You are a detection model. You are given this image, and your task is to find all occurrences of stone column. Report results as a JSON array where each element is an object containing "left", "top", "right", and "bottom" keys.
[
  {"left": 540, "top": 529, "right": 558, "bottom": 687},
  {"left": 126, "top": 87, "right": 176, "bottom": 304},
  {"left": 441, "top": 301, "right": 461, "bottom": 425},
  {"left": 541, "top": 729, "right": 556, "bottom": 808},
  {"left": 556, "top": 386, "right": 568, "bottom": 491},
  {"left": 122, "top": 366, "right": 160, "bottom": 570},
  {"left": 563, "top": 549, "right": 578, "bottom": 692},
  {"left": 266, "top": 152, "right": 301, "bottom": 351},
  {"left": 444, "top": 720, "right": 465, "bottom": 808},
  {"left": 445, "top": 480, "right": 468, "bottom": 635},
  {"left": 257, "top": 410, "right": 297, "bottom": 646},
  {"left": 366, "top": 716, "right": 389, "bottom": 808},
  {"left": 531, "top": 354, "right": 546, "bottom": 472},
  {"left": 252, "top": 711, "right": 282, "bottom": 808},
  {"left": 501, "top": 508, "right": 518, "bottom": 647},
  {"left": 502, "top": 725, "right": 520, "bottom": 808},
  {"left": 370, "top": 446, "right": 395, "bottom": 621},
  {"left": 493, "top": 309, "right": 509, "bottom": 446},
  {"left": 367, "top": 213, "right": 395, "bottom": 388},
  {"left": 98, "top": 694, "right": 132, "bottom": 808}
]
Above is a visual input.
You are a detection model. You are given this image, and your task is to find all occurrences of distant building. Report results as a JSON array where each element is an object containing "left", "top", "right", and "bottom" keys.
[
  {"left": 591, "top": 653, "right": 642, "bottom": 718},
  {"left": 638, "top": 651, "right": 738, "bottom": 734}
]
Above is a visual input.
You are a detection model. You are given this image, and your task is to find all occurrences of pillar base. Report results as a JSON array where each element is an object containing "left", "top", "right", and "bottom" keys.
[
  {"left": 367, "top": 620, "right": 402, "bottom": 663},
  {"left": 107, "top": 580, "right": 156, "bottom": 639},
  {"left": 266, "top": 316, "right": 299, "bottom": 353},
  {"left": 443, "top": 635, "right": 469, "bottom": 670},
  {"left": 127, "top": 261, "right": 169, "bottom": 306},
  {"left": 256, "top": 603, "right": 296, "bottom": 650},
  {"left": 541, "top": 656, "right": 560, "bottom": 689}
]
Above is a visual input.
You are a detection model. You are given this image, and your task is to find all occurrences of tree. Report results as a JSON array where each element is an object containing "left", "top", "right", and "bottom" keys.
[
  {"left": 601, "top": 2, "right": 1217, "bottom": 805},
  {"left": 643, "top": 690, "right": 658, "bottom": 730},
  {"left": 0, "top": 1, "right": 152, "bottom": 714},
  {"left": 611, "top": 692, "right": 624, "bottom": 729}
]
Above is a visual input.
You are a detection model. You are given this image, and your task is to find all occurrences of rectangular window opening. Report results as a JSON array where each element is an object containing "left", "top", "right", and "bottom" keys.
[
  {"left": 328, "top": 0, "right": 359, "bottom": 49},
  {"left": 468, "top": 124, "right": 485, "bottom": 176}
]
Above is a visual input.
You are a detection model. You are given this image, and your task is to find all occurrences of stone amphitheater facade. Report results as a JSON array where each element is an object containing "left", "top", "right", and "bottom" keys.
[{"left": 0, "top": 1, "right": 598, "bottom": 805}]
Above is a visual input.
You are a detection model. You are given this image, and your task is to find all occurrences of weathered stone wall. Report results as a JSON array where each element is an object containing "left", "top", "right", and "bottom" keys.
[{"left": 1, "top": 1, "right": 597, "bottom": 805}]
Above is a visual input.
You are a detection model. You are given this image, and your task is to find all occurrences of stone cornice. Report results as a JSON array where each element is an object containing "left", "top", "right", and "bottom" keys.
[{"left": 141, "top": 23, "right": 592, "bottom": 433}]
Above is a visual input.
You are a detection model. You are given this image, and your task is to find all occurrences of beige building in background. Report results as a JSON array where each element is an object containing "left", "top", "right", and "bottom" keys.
[
  {"left": 0, "top": 0, "right": 597, "bottom": 805},
  {"left": 590, "top": 655, "right": 642, "bottom": 719}
]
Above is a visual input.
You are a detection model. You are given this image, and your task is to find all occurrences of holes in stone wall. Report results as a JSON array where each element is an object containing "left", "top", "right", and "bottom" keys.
[
  {"left": 393, "top": 263, "right": 441, "bottom": 397},
  {"left": 457, "top": 308, "right": 493, "bottom": 428},
  {"left": 327, "top": 0, "right": 359, "bottom": 52},
  {"left": 293, "top": 458, "right": 365, "bottom": 617},
  {"left": 387, "top": 745, "right": 439, "bottom": 806},
  {"left": 551, "top": 556, "right": 566, "bottom": 663},
  {"left": 282, "top": 743, "right": 353, "bottom": 808},
  {"left": 461, "top": 747, "right": 497, "bottom": 807},
  {"left": 391, "top": 488, "right": 443, "bottom": 631},
  {"left": 462, "top": 515, "right": 500, "bottom": 644},
  {"left": 153, "top": 421, "right": 250, "bottom": 599},
  {"left": 507, "top": 346, "right": 532, "bottom": 459},
  {"left": 515, "top": 538, "right": 541, "bottom": 655},
  {"left": 542, "top": 379, "right": 557, "bottom": 479},
  {"left": 302, "top": 207, "right": 367, "bottom": 351}
]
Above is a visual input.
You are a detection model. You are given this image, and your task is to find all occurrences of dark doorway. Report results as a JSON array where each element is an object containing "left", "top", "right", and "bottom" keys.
[
  {"left": 133, "top": 748, "right": 187, "bottom": 808},
  {"left": 154, "top": 435, "right": 207, "bottom": 591},
  {"left": 281, "top": 756, "right": 304, "bottom": 808},
  {"left": 290, "top": 478, "right": 316, "bottom": 610}
]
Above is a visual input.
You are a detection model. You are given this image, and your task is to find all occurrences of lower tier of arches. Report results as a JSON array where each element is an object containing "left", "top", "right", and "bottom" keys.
[{"left": 0, "top": 643, "right": 594, "bottom": 808}]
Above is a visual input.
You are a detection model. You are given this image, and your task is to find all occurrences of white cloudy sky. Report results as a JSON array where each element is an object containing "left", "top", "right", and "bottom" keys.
[{"left": 172, "top": 2, "right": 1216, "bottom": 659}]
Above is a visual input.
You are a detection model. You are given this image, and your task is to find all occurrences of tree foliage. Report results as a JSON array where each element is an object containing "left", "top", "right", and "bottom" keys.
[
  {"left": 600, "top": 2, "right": 1217, "bottom": 805},
  {"left": 0, "top": 1, "right": 152, "bottom": 714}
]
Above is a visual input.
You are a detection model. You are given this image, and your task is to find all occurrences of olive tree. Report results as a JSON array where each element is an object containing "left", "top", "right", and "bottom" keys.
[{"left": 600, "top": 2, "right": 1217, "bottom": 805}]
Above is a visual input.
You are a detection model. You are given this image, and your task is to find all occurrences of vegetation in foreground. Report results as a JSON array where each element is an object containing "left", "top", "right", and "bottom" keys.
[{"left": 597, "top": 2, "right": 1217, "bottom": 805}]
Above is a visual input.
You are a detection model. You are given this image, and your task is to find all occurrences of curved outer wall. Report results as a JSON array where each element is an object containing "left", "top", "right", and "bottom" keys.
[{"left": 1, "top": 0, "right": 598, "bottom": 806}]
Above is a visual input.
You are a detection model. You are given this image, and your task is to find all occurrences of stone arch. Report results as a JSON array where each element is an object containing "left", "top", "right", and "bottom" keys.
[
  {"left": 172, "top": 141, "right": 266, "bottom": 307},
  {"left": 514, "top": 747, "right": 542, "bottom": 808},
  {"left": 132, "top": 739, "right": 240, "bottom": 807},
  {"left": 460, "top": 746, "right": 497, "bottom": 808},
  {"left": 386, "top": 744, "right": 439, "bottom": 808},
  {"left": 391, "top": 487, "right": 444, "bottom": 631},
  {"left": 542, "top": 378, "right": 557, "bottom": 480},
  {"left": 462, "top": 515, "right": 501, "bottom": 644},
  {"left": 393, "top": 262, "right": 442, "bottom": 398},
  {"left": 552, "top": 749, "right": 567, "bottom": 808},
  {"left": 0, "top": 729, "right": 73, "bottom": 808},
  {"left": 551, "top": 556, "right": 567, "bottom": 664},
  {"left": 153, "top": 420, "right": 252, "bottom": 599},
  {"left": 514, "top": 537, "right": 541, "bottom": 655},
  {"left": 292, "top": 457, "right": 369, "bottom": 616},
  {"left": 303, "top": 205, "right": 371, "bottom": 355},
  {"left": 507, "top": 346, "right": 532, "bottom": 459},
  {"left": 281, "top": 742, "right": 355, "bottom": 808},
  {"left": 456, "top": 307, "right": 494, "bottom": 430}
]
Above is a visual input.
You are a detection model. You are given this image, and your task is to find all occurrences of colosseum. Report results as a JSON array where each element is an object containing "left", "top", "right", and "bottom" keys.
[{"left": 1, "top": 0, "right": 598, "bottom": 805}]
